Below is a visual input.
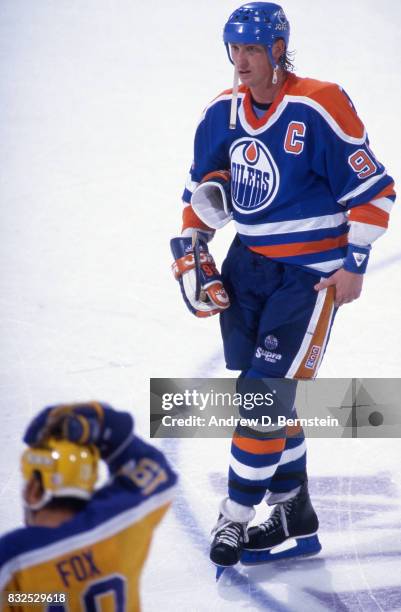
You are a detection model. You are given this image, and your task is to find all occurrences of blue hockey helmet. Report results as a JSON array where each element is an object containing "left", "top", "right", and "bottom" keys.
[{"left": 223, "top": 3, "right": 290, "bottom": 68}]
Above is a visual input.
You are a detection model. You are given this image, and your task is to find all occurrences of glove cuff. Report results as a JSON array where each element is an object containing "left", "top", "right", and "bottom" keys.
[
  {"left": 191, "top": 171, "right": 233, "bottom": 230},
  {"left": 343, "top": 243, "right": 371, "bottom": 274}
]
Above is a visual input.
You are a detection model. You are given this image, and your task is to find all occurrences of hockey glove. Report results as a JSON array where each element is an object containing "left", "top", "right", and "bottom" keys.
[
  {"left": 170, "top": 232, "right": 230, "bottom": 317},
  {"left": 191, "top": 170, "right": 233, "bottom": 230},
  {"left": 23, "top": 401, "right": 134, "bottom": 463}
]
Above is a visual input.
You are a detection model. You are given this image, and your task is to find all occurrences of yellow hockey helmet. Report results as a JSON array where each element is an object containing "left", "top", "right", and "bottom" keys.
[{"left": 21, "top": 437, "right": 99, "bottom": 509}]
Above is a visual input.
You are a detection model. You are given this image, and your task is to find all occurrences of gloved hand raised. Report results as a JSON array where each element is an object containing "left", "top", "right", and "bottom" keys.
[{"left": 23, "top": 401, "right": 134, "bottom": 462}]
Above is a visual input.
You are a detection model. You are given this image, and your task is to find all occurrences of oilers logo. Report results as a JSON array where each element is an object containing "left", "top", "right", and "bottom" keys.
[
  {"left": 265, "top": 335, "right": 279, "bottom": 351},
  {"left": 275, "top": 8, "right": 289, "bottom": 31},
  {"left": 230, "top": 138, "right": 280, "bottom": 214}
]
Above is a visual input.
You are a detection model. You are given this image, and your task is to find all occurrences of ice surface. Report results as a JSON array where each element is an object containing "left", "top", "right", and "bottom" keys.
[{"left": 1, "top": 0, "right": 400, "bottom": 610}]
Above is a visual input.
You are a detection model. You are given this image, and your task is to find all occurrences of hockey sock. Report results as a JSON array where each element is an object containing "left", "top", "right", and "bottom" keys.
[
  {"left": 228, "top": 372, "right": 296, "bottom": 506},
  {"left": 267, "top": 408, "right": 307, "bottom": 502}
]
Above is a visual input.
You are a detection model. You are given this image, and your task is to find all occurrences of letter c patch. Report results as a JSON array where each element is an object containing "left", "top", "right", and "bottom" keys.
[{"left": 284, "top": 121, "right": 306, "bottom": 155}]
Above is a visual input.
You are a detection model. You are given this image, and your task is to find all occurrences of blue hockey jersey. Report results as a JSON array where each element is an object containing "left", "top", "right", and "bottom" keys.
[{"left": 182, "top": 74, "right": 395, "bottom": 276}]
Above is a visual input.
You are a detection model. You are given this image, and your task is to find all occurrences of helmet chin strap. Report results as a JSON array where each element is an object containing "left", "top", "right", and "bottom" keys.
[
  {"left": 267, "top": 46, "right": 279, "bottom": 84},
  {"left": 229, "top": 65, "right": 240, "bottom": 130}
]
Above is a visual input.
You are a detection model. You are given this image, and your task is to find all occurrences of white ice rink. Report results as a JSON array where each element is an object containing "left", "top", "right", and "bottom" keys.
[{"left": 1, "top": 0, "right": 401, "bottom": 610}]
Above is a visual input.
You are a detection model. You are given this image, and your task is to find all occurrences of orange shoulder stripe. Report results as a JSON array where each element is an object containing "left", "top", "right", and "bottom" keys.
[
  {"left": 285, "top": 75, "right": 365, "bottom": 139},
  {"left": 212, "top": 84, "right": 247, "bottom": 101}
]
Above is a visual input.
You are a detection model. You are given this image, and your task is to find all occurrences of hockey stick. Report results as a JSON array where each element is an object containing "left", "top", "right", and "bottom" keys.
[
  {"left": 192, "top": 230, "right": 202, "bottom": 301},
  {"left": 192, "top": 231, "right": 208, "bottom": 303}
]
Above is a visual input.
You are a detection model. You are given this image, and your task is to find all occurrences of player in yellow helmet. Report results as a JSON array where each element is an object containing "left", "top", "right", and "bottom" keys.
[{"left": 0, "top": 402, "right": 177, "bottom": 611}]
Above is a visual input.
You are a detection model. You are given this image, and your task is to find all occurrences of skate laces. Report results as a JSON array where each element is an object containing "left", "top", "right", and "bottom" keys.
[
  {"left": 260, "top": 497, "right": 296, "bottom": 537},
  {"left": 213, "top": 517, "right": 248, "bottom": 548}
]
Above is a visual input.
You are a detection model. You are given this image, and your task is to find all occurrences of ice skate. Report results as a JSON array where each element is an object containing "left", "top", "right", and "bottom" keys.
[
  {"left": 210, "top": 514, "right": 249, "bottom": 579},
  {"left": 241, "top": 482, "right": 321, "bottom": 565}
]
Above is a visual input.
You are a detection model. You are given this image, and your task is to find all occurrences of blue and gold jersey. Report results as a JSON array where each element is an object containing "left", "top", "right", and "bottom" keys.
[{"left": 0, "top": 437, "right": 177, "bottom": 611}]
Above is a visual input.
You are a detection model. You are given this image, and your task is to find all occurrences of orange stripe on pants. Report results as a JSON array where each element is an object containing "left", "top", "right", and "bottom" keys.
[{"left": 294, "top": 286, "right": 335, "bottom": 379}]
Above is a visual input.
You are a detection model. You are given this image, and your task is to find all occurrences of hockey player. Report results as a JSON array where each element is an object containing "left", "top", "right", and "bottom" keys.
[
  {"left": 0, "top": 402, "right": 177, "bottom": 610},
  {"left": 170, "top": 2, "right": 395, "bottom": 576}
]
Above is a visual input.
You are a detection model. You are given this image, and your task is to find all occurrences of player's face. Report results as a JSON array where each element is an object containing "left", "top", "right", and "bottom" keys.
[{"left": 230, "top": 44, "right": 272, "bottom": 89}]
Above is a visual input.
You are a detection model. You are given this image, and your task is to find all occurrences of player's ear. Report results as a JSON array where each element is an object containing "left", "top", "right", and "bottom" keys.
[
  {"left": 24, "top": 472, "right": 44, "bottom": 506},
  {"left": 272, "top": 39, "right": 286, "bottom": 64}
]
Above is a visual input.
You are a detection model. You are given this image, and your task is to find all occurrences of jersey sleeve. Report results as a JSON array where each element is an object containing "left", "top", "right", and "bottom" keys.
[
  {"left": 311, "top": 84, "right": 396, "bottom": 252},
  {"left": 181, "top": 97, "right": 231, "bottom": 234},
  {"left": 110, "top": 434, "right": 178, "bottom": 501}
]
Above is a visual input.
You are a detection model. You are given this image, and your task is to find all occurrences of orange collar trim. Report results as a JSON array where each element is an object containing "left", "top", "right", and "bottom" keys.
[{"left": 242, "top": 73, "right": 297, "bottom": 129}]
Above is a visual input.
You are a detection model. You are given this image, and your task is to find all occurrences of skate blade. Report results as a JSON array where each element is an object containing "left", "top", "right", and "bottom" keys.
[
  {"left": 211, "top": 561, "right": 237, "bottom": 581},
  {"left": 241, "top": 534, "right": 321, "bottom": 566}
]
